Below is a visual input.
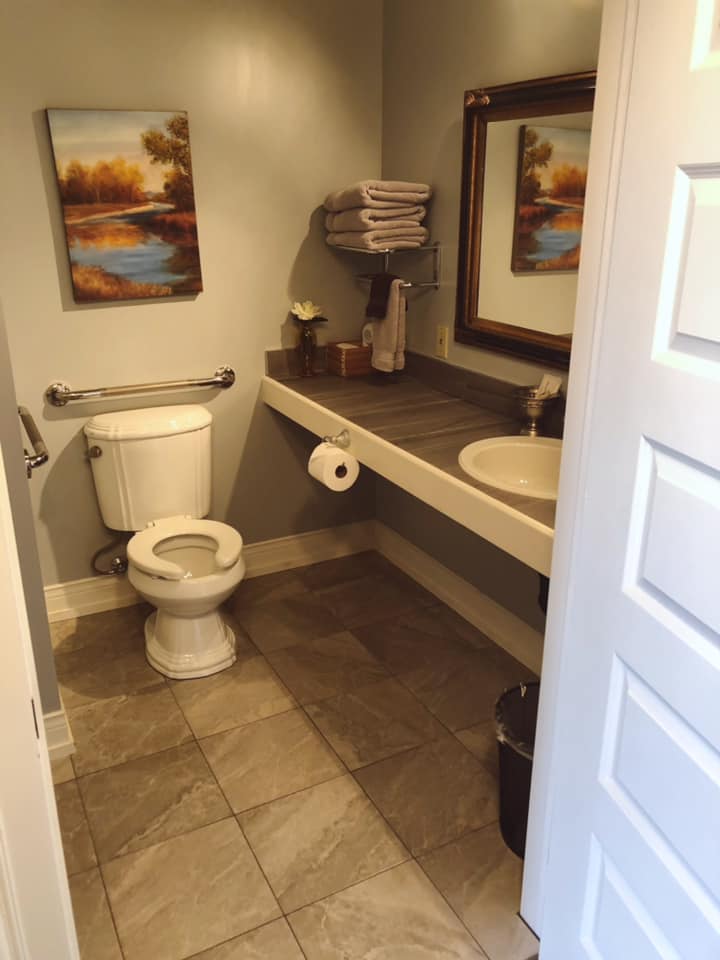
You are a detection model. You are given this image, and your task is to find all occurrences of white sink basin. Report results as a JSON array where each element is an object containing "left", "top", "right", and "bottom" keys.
[{"left": 458, "top": 436, "right": 562, "bottom": 500}]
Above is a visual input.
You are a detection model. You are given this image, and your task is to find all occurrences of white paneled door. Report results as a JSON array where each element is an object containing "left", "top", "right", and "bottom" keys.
[
  {"left": 0, "top": 446, "right": 78, "bottom": 952},
  {"left": 535, "top": 0, "right": 720, "bottom": 956}
]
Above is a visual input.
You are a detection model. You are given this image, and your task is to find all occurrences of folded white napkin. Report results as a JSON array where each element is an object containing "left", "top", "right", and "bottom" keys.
[{"left": 535, "top": 374, "right": 563, "bottom": 398}]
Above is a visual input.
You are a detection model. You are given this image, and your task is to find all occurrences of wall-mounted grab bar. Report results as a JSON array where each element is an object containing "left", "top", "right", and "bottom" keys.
[
  {"left": 45, "top": 365, "right": 236, "bottom": 407},
  {"left": 18, "top": 406, "right": 49, "bottom": 477}
]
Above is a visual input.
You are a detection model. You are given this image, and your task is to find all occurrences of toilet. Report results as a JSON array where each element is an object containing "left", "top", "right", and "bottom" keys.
[{"left": 84, "top": 405, "right": 245, "bottom": 680}]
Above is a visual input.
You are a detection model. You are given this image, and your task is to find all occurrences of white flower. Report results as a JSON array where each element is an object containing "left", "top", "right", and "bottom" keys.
[{"left": 292, "top": 300, "right": 323, "bottom": 321}]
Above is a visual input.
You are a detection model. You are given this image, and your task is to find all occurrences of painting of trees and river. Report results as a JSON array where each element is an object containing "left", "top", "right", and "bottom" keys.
[
  {"left": 47, "top": 109, "right": 202, "bottom": 303},
  {"left": 511, "top": 125, "right": 591, "bottom": 273}
]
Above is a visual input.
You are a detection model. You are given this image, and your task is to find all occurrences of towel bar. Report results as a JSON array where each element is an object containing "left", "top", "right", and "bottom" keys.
[{"left": 46, "top": 365, "right": 236, "bottom": 407}]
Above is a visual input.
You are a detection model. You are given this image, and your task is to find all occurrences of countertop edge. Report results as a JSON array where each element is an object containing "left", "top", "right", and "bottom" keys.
[{"left": 261, "top": 376, "right": 554, "bottom": 577}]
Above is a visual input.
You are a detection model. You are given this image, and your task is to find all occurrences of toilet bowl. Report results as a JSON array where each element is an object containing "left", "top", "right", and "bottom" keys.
[
  {"left": 127, "top": 517, "right": 245, "bottom": 679},
  {"left": 84, "top": 404, "right": 246, "bottom": 681}
]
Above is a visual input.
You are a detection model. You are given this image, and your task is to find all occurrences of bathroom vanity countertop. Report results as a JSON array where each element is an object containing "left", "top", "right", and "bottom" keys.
[{"left": 261, "top": 372, "right": 556, "bottom": 575}]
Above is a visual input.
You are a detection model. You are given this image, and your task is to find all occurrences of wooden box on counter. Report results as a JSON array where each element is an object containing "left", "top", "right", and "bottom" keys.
[{"left": 327, "top": 341, "right": 373, "bottom": 377}]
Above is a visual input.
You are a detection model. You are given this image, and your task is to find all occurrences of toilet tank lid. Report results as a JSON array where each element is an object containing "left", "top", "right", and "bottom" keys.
[{"left": 84, "top": 405, "right": 212, "bottom": 441}]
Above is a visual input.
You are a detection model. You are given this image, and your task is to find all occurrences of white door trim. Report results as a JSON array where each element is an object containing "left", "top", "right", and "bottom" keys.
[
  {"left": 0, "top": 450, "right": 78, "bottom": 958},
  {"left": 521, "top": 0, "right": 639, "bottom": 935}
]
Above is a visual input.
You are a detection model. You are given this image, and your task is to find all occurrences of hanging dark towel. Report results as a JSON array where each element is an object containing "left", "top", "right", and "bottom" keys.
[{"left": 365, "top": 272, "right": 399, "bottom": 319}]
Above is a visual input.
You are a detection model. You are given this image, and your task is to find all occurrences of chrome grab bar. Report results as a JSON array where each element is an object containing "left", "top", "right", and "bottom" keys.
[
  {"left": 18, "top": 406, "right": 49, "bottom": 478},
  {"left": 45, "top": 365, "right": 236, "bottom": 407}
]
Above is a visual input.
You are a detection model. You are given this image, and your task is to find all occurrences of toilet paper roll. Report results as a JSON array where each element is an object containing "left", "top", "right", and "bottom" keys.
[{"left": 308, "top": 442, "right": 360, "bottom": 492}]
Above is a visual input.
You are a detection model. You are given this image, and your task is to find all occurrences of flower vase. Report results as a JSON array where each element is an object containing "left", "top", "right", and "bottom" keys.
[{"left": 298, "top": 322, "right": 316, "bottom": 377}]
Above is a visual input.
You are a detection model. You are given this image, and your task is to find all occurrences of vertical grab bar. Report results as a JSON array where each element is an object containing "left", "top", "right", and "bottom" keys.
[{"left": 18, "top": 406, "right": 49, "bottom": 478}]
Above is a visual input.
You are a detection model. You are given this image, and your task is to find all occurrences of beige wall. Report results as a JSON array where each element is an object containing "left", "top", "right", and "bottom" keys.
[
  {"left": 0, "top": 0, "right": 382, "bottom": 586},
  {"left": 382, "top": 0, "right": 603, "bottom": 383},
  {"left": 376, "top": 478, "right": 546, "bottom": 633},
  {"left": 379, "top": 0, "right": 602, "bottom": 628}
]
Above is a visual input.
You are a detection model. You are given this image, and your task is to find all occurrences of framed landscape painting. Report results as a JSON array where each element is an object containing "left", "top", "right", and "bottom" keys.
[
  {"left": 511, "top": 124, "right": 591, "bottom": 273},
  {"left": 46, "top": 108, "right": 203, "bottom": 303}
]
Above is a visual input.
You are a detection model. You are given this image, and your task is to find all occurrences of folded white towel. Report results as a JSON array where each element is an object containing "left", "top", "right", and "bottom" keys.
[
  {"left": 325, "top": 180, "right": 432, "bottom": 212},
  {"left": 372, "top": 278, "right": 406, "bottom": 373},
  {"left": 327, "top": 226, "right": 429, "bottom": 252},
  {"left": 325, "top": 206, "right": 426, "bottom": 232}
]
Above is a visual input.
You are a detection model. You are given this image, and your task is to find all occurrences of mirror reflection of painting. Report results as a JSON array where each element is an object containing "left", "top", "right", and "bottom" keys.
[
  {"left": 46, "top": 109, "right": 203, "bottom": 303},
  {"left": 511, "top": 125, "right": 591, "bottom": 273}
]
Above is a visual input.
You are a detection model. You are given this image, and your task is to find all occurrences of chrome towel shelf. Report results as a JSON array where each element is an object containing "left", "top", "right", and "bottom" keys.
[
  {"left": 333, "top": 242, "right": 441, "bottom": 290},
  {"left": 46, "top": 365, "right": 236, "bottom": 407}
]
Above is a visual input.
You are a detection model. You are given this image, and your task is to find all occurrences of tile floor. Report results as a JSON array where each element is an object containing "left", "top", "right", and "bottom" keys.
[{"left": 51, "top": 550, "right": 540, "bottom": 960}]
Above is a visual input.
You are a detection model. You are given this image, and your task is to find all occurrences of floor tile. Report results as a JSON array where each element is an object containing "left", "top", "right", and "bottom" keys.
[
  {"left": 51, "top": 755, "right": 75, "bottom": 785},
  {"left": 265, "top": 631, "right": 388, "bottom": 704},
  {"left": 51, "top": 604, "right": 150, "bottom": 655},
  {"left": 298, "top": 550, "right": 390, "bottom": 591},
  {"left": 103, "top": 818, "right": 280, "bottom": 960},
  {"left": 229, "top": 569, "right": 306, "bottom": 609},
  {"left": 55, "top": 780, "right": 96, "bottom": 875},
  {"left": 456, "top": 721, "right": 499, "bottom": 778},
  {"left": 355, "top": 735, "right": 498, "bottom": 856},
  {"left": 420, "top": 824, "right": 539, "bottom": 960},
  {"left": 56, "top": 643, "right": 164, "bottom": 710},
  {"left": 306, "top": 677, "right": 446, "bottom": 769},
  {"left": 200, "top": 708, "right": 343, "bottom": 812},
  {"left": 401, "top": 645, "right": 532, "bottom": 731},
  {"left": 170, "top": 656, "right": 295, "bottom": 737},
  {"left": 79, "top": 742, "right": 230, "bottom": 862},
  {"left": 352, "top": 604, "right": 485, "bottom": 675},
  {"left": 239, "top": 774, "right": 408, "bottom": 912},
  {"left": 188, "top": 918, "right": 304, "bottom": 959},
  {"left": 235, "top": 593, "right": 344, "bottom": 654},
  {"left": 70, "top": 685, "right": 193, "bottom": 776},
  {"left": 69, "top": 868, "right": 122, "bottom": 960},
  {"left": 289, "top": 860, "right": 486, "bottom": 959},
  {"left": 314, "top": 571, "right": 435, "bottom": 629}
]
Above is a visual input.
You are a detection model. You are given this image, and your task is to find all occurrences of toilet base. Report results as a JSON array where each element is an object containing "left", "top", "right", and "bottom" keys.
[{"left": 145, "top": 609, "right": 237, "bottom": 680}]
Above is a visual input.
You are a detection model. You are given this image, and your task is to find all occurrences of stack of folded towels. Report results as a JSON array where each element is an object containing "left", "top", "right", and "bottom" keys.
[{"left": 324, "top": 179, "right": 432, "bottom": 251}]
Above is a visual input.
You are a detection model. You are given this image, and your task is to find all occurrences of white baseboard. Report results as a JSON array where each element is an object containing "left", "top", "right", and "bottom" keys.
[
  {"left": 243, "top": 521, "right": 375, "bottom": 578},
  {"left": 44, "top": 573, "right": 140, "bottom": 624},
  {"left": 44, "top": 521, "right": 376, "bottom": 623},
  {"left": 374, "top": 521, "right": 544, "bottom": 674},
  {"left": 43, "top": 517, "right": 542, "bottom": 673},
  {"left": 43, "top": 708, "right": 74, "bottom": 764}
]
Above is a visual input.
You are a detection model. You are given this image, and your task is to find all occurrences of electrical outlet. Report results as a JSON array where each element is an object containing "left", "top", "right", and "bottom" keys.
[{"left": 435, "top": 324, "right": 449, "bottom": 359}]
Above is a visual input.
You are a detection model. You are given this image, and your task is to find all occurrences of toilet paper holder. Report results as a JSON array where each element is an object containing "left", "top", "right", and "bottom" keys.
[{"left": 322, "top": 429, "right": 351, "bottom": 449}]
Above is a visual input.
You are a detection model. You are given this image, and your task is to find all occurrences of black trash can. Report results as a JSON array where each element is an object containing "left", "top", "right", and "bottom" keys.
[{"left": 494, "top": 681, "right": 540, "bottom": 859}]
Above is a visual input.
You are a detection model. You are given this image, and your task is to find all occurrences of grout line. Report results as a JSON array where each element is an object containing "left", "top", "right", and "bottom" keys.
[
  {"left": 413, "top": 854, "right": 492, "bottom": 959},
  {"left": 281, "top": 858, "right": 412, "bottom": 921},
  {"left": 228, "top": 768, "right": 349, "bottom": 819},
  {"left": 55, "top": 562, "right": 520, "bottom": 959},
  {"left": 71, "top": 782, "right": 127, "bottom": 959},
  {"left": 175, "top": 917, "right": 309, "bottom": 960},
  {"left": 192, "top": 738, "right": 287, "bottom": 933}
]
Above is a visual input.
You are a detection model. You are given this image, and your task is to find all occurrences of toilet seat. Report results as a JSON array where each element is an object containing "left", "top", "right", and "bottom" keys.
[{"left": 128, "top": 517, "right": 243, "bottom": 581}]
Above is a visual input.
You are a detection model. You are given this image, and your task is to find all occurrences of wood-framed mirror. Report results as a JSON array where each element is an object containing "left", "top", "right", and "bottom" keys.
[{"left": 455, "top": 71, "right": 596, "bottom": 368}]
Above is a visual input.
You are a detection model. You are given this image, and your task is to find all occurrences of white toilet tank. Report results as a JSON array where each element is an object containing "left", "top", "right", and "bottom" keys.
[{"left": 84, "top": 405, "right": 213, "bottom": 531}]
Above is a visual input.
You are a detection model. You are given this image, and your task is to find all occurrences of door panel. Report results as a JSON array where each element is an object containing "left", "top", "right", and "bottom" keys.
[{"left": 535, "top": 0, "right": 720, "bottom": 954}]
